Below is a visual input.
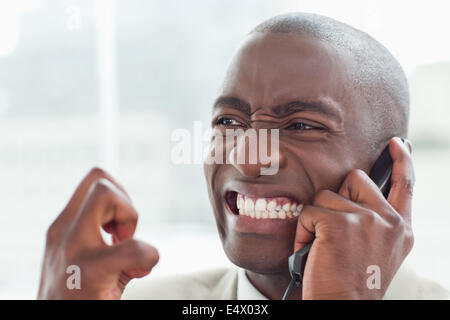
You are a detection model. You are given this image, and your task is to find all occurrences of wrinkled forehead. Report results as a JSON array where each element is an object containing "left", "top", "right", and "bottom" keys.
[{"left": 221, "top": 32, "right": 356, "bottom": 111}]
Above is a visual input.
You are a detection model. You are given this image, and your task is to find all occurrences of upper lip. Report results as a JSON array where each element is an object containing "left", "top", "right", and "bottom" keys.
[{"left": 223, "top": 181, "right": 302, "bottom": 203}]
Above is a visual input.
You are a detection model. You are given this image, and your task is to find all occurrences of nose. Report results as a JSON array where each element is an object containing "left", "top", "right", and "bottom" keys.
[{"left": 229, "top": 129, "right": 286, "bottom": 177}]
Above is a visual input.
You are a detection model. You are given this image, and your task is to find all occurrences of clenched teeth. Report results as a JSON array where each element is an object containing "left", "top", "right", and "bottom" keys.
[{"left": 236, "top": 193, "right": 303, "bottom": 219}]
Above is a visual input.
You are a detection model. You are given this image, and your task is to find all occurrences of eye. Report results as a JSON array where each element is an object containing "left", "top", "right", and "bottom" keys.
[
  {"left": 287, "top": 122, "right": 322, "bottom": 131},
  {"left": 215, "top": 116, "right": 243, "bottom": 127}
]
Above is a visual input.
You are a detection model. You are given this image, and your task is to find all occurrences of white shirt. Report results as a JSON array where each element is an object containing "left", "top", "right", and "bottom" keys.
[
  {"left": 236, "top": 263, "right": 450, "bottom": 300},
  {"left": 237, "top": 268, "right": 269, "bottom": 300}
]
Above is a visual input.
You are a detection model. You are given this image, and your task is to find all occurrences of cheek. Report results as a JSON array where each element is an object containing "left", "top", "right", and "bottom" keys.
[
  {"left": 204, "top": 162, "right": 227, "bottom": 238},
  {"left": 203, "top": 131, "right": 227, "bottom": 193},
  {"left": 203, "top": 159, "right": 231, "bottom": 227},
  {"left": 205, "top": 129, "right": 232, "bottom": 165},
  {"left": 288, "top": 144, "right": 357, "bottom": 194},
  {"left": 310, "top": 160, "right": 348, "bottom": 191},
  {"left": 203, "top": 162, "right": 219, "bottom": 207}
]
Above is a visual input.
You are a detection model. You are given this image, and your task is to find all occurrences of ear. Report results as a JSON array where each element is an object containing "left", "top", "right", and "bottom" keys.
[{"left": 403, "top": 138, "right": 413, "bottom": 154}]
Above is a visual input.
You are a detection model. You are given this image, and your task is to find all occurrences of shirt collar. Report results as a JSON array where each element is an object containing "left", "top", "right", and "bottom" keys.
[{"left": 236, "top": 268, "right": 269, "bottom": 300}]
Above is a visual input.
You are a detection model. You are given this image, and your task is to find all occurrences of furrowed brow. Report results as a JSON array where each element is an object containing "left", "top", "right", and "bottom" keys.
[
  {"left": 212, "top": 96, "right": 251, "bottom": 115},
  {"left": 274, "top": 100, "right": 342, "bottom": 121},
  {"left": 213, "top": 96, "right": 342, "bottom": 122}
]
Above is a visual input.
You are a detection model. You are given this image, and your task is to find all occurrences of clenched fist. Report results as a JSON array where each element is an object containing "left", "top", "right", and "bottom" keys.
[{"left": 37, "top": 168, "right": 159, "bottom": 299}]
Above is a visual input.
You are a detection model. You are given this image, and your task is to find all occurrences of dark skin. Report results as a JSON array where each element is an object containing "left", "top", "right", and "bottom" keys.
[
  {"left": 203, "top": 32, "right": 414, "bottom": 299},
  {"left": 38, "top": 32, "right": 414, "bottom": 300},
  {"left": 38, "top": 170, "right": 159, "bottom": 299}
]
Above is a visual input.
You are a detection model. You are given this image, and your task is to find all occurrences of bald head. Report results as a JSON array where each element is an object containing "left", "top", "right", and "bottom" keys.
[{"left": 250, "top": 12, "right": 409, "bottom": 150}]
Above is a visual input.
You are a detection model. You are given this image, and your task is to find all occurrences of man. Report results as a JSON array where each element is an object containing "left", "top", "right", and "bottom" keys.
[{"left": 38, "top": 12, "right": 449, "bottom": 300}]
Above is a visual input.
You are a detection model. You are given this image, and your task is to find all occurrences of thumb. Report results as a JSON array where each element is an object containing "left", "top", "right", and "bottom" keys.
[
  {"left": 387, "top": 137, "right": 415, "bottom": 223},
  {"left": 98, "top": 239, "right": 159, "bottom": 279}
]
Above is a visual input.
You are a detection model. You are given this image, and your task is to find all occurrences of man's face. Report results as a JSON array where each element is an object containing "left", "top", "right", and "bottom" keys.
[{"left": 204, "top": 32, "right": 374, "bottom": 273}]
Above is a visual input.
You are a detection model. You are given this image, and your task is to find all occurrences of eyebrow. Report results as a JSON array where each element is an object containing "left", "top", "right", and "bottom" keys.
[
  {"left": 213, "top": 96, "right": 342, "bottom": 121},
  {"left": 213, "top": 97, "right": 251, "bottom": 115}
]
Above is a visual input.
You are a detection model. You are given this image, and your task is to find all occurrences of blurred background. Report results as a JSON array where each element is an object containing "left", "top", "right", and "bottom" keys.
[{"left": 0, "top": 0, "right": 449, "bottom": 299}]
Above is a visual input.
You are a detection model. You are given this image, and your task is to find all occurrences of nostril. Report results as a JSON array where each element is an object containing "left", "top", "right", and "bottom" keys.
[{"left": 225, "top": 191, "right": 238, "bottom": 214}]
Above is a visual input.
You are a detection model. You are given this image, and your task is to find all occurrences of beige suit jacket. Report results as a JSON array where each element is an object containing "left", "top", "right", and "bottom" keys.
[{"left": 123, "top": 262, "right": 450, "bottom": 300}]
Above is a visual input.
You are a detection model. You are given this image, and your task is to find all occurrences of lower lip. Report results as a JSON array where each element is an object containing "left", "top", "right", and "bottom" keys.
[{"left": 225, "top": 205, "right": 299, "bottom": 235}]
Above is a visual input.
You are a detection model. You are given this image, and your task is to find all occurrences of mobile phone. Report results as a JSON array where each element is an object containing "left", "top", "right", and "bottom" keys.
[
  {"left": 282, "top": 139, "right": 404, "bottom": 300},
  {"left": 368, "top": 140, "right": 399, "bottom": 198}
]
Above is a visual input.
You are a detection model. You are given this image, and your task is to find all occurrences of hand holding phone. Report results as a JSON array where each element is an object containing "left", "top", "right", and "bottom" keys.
[{"left": 283, "top": 137, "right": 413, "bottom": 300}]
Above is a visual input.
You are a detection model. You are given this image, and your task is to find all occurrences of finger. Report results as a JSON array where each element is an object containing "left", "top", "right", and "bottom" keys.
[
  {"left": 96, "top": 239, "right": 159, "bottom": 279},
  {"left": 338, "top": 169, "right": 387, "bottom": 212},
  {"left": 58, "top": 167, "right": 130, "bottom": 224},
  {"left": 72, "top": 178, "right": 138, "bottom": 246},
  {"left": 294, "top": 205, "right": 335, "bottom": 252},
  {"left": 387, "top": 137, "right": 415, "bottom": 223},
  {"left": 313, "top": 189, "right": 365, "bottom": 213}
]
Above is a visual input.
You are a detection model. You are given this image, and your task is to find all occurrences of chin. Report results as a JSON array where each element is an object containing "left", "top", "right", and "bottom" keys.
[{"left": 221, "top": 233, "right": 294, "bottom": 274}]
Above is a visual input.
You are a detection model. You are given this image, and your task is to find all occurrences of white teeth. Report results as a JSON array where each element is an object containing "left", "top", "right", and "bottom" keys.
[
  {"left": 245, "top": 199, "right": 254, "bottom": 212},
  {"left": 235, "top": 194, "right": 302, "bottom": 220},
  {"left": 255, "top": 199, "right": 266, "bottom": 211},
  {"left": 237, "top": 194, "right": 244, "bottom": 210},
  {"left": 293, "top": 204, "right": 303, "bottom": 216}
]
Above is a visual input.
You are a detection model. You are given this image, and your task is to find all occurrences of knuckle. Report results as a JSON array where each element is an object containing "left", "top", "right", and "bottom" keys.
[
  {"left": 88, "top": 167, "right": 107, "bottom": 179},
  {"left": 349, "top": 169, "right": 366, "bottom": 180},
  {"left": 335, "top": 212, "right": 359, "bottom": 229},
  {"left": 91, "top": 178, "right": 114, "bottom": 199},
  {"left": 405, "top": 231, "right": 415, "bottom": 251},
  {"left": 390, "top": 213, "right": 405, "bottom": 230},
  {"left": 144, "top": 246, "right": 160, "bottom": 266},
  {"left": 344, "top": 169, "right": 367, "bottom": 186},
  {"left": 129, "top": 241, "right": 158, "bottom": 266},
  {"left": 343, "top": 213, "right": 359, "bottom": 226},
  {"left": 313, "top": 189, "right": 332, "bottom": 205},
  {"left": 362, "top": 210, "right": 377, "bottom": 224},
  {"left": 46, "top": 221, "right": 59, "bottom": 244},
  {"left": 391, "top": 174, "right": 414, "bottom": 196},
  {"left": 322, "top": 214, "right": 355, "bottom": 243}
]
